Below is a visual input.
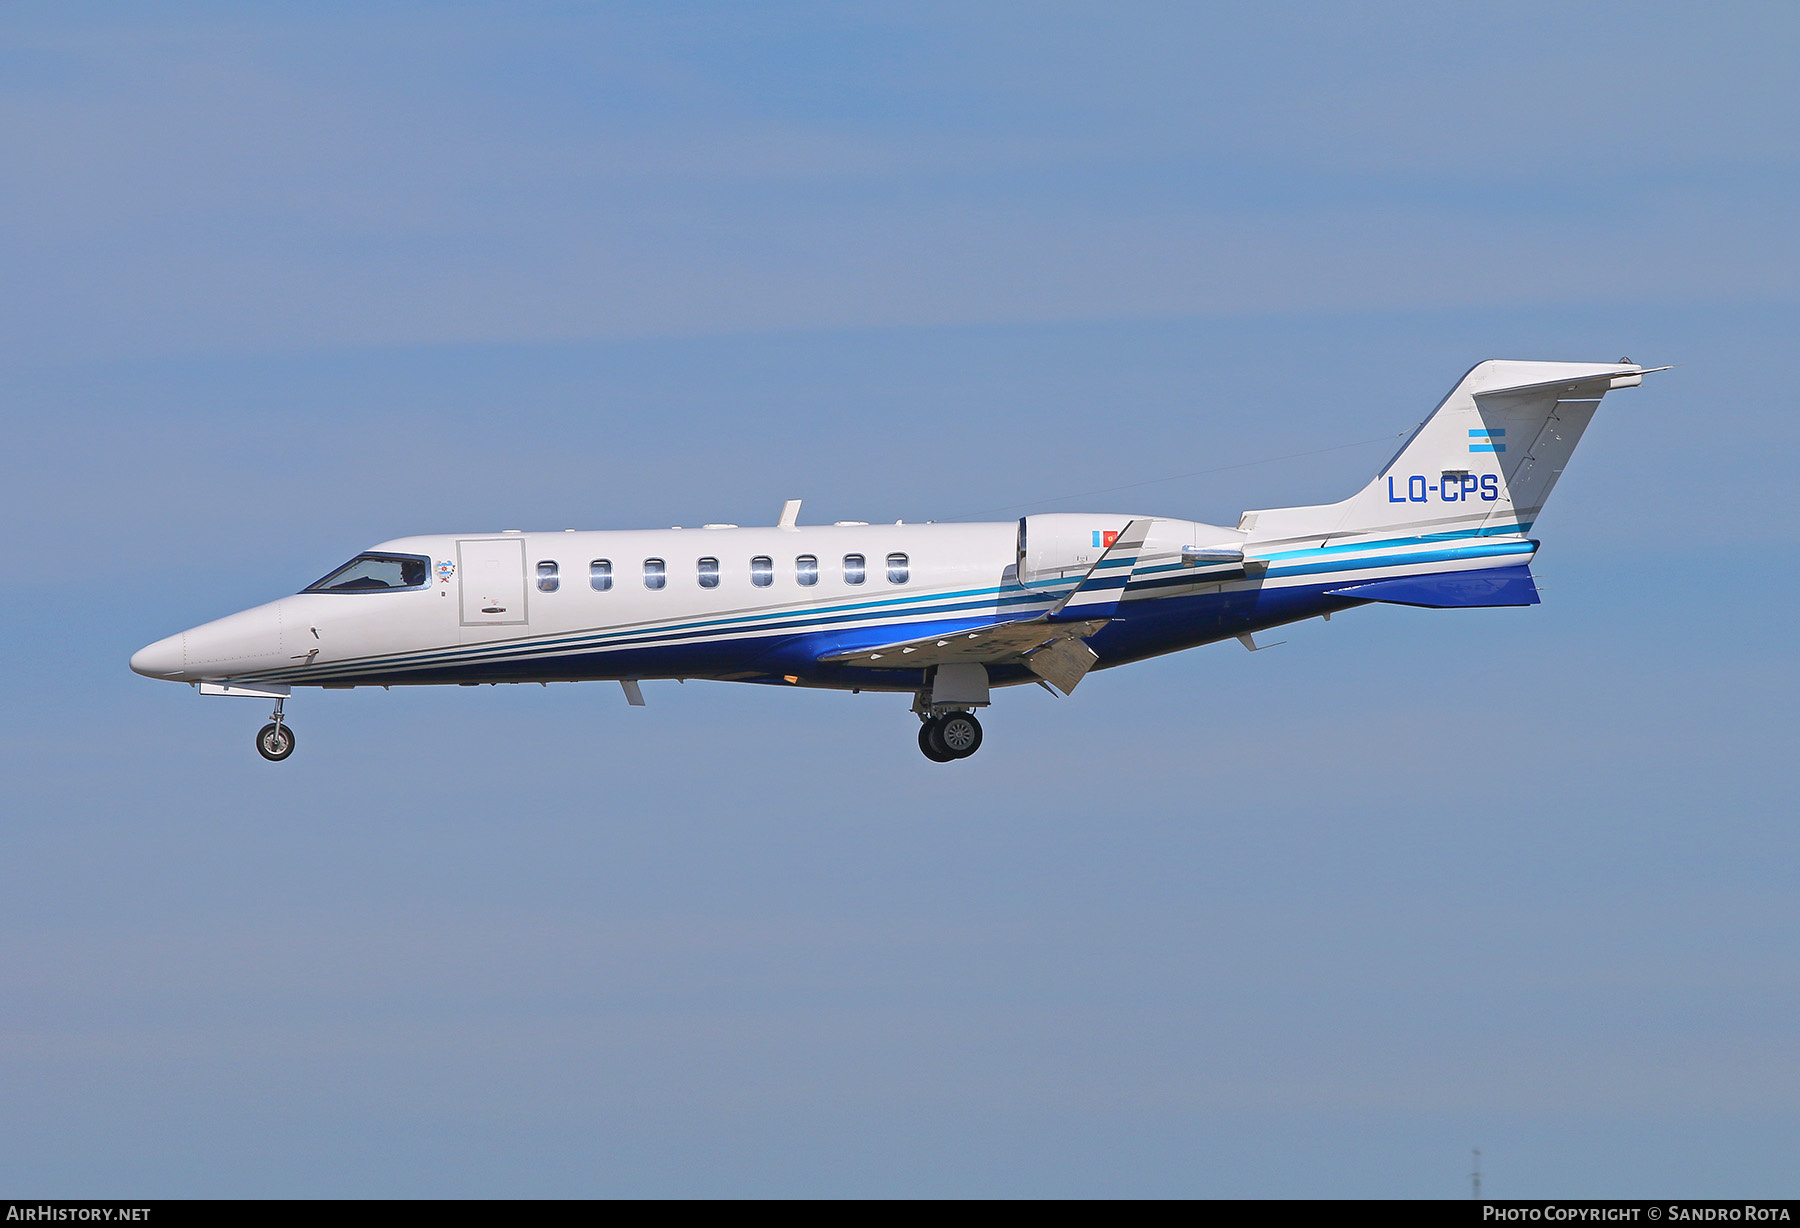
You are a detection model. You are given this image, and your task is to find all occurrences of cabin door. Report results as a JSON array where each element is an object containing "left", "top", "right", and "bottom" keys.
[{"left": 457, "top": 537, "right": 528, "bottom": 627}]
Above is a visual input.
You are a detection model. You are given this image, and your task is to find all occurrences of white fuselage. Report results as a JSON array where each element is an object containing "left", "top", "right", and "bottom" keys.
[
  {"left": 131, "top": 517, "right": 1257, "bottom": 692},
  {"left": 131, "top": 357, "right": 1656, "bottom": 758}
]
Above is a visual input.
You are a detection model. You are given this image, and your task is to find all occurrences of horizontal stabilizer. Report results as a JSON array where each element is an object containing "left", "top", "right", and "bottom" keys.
[
  {"left": 1473, "top": 365, "right": 1671, "bottom": 398},
  {"left": 1325, "top": 564, "right": 1540, "bottom": 609}
]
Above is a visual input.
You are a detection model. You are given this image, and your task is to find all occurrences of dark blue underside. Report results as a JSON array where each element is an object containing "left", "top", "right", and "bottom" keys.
[
  {"left": 1324, "top": 564, "right": 1540, "bottom": 608},
  {"left": 323, "top": 575, "right": 1396, "bottom": 690}
]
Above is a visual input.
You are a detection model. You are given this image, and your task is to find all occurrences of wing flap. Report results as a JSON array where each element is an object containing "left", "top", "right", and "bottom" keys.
[{"left": 1021, "top": 637, "right": 1099, "bottom": 694}]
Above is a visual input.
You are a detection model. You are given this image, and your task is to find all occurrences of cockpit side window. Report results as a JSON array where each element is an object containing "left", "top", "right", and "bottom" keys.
[{"left": 304, "top": 553, "right": 430, "bottom": 593}]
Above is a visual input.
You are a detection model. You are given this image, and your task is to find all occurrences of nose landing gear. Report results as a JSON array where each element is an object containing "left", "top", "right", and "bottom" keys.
[
  {"left": 255, "top": 698, "right": 296, "bottom": 762},
  {"left": 918, "top": 711, "right": 983, "bottom": 762}
]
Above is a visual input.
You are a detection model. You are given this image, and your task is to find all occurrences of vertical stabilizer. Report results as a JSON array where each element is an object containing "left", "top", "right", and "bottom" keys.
[{"left": 1241, "top": 359, "right": 1652, "bottom": 549}]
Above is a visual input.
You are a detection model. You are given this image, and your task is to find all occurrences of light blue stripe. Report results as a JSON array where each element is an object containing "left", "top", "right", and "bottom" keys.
[
  {"left": 1266, "top": 539, "right": 1533, "bottom": 581},
  {"left": 1255, "top": 526, "right": 1532, "bottom": 565}
]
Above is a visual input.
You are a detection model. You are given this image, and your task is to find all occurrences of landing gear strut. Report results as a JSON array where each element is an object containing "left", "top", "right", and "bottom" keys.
[
  {"left": 918, "top": 711, "right": 983, "bottom": 762},
  {"left": 256, "top": 698, "right": 296, "bottom": 762}
]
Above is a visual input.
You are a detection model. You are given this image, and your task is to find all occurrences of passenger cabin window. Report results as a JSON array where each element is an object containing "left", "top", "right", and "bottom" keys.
[
  {"left": 697, "top": 557, "right": 720, "bottom": 589},
  {"left": 796, "top": 555, "right": 819, "bottom": 586},
  {"left": 887, "top": 552, "right": 909, "bottom": 584},
  {"left": 750, "top": 556, "right": 773, "bottom": 588},
  {"left": 305, "top": 553, "right": 429, "bottom": 593},
  {"left": 843, "top": 553, "right": 866, "bottom": 585},
  {"left": 590, "top": 559, "right": 612, "bottom": 592},
  {"left": 536, "top": 560, "right": 559, "bottom": 593},
  {"left": 644, "top": 558, "right": 666, "bottom": 590}
]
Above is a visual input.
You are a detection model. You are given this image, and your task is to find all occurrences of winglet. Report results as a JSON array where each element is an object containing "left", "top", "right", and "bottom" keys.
[{"left": 1047, "top": 518, "right": 1154, "bottom": 621}]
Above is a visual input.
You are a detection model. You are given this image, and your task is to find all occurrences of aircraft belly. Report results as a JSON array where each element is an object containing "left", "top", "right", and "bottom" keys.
[{"left": 1084, "top": 583, "right": 1348, "bottom": 668}]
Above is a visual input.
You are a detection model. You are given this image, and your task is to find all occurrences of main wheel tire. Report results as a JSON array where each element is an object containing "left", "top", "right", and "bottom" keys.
[
  {"left": 936, "top": 712, "right": 982, "bottom": 758},
  {"left": 918, "top": 720, "right": 955, "bottom": 762},
  {"left": 256, "top": 722, "right": 296, "bottom": 762}
]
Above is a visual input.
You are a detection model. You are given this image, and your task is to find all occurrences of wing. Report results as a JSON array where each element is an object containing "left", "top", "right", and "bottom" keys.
[
  {"left": 817, "top": 613, "right": 1106, "bottom": 694},
  {"left": 817, "top": 615, "right": 1108, "bottom": 670}
]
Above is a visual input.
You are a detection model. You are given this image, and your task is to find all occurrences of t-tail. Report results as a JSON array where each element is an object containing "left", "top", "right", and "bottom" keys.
[{"left": 1237, "top": 359, "right": 1665, "bottom": 608}]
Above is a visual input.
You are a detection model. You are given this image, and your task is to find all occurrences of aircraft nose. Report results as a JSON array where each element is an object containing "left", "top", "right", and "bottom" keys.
[{"left": 129, "top": 633, "right": 186, "bottom": 680}]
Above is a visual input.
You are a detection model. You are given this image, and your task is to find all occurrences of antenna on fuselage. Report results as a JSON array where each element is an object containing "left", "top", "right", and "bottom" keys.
[{"left": 777, "top": 499, "right": 802, "bottom": 529}]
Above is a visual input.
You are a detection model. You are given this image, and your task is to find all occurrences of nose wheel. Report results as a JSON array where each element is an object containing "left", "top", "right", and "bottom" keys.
[
  {"left": 255, "top": 698, "right": 296, "bottom": 762},
  {"left": 919, "top": 712, "right": 982, "bottom": 762}
]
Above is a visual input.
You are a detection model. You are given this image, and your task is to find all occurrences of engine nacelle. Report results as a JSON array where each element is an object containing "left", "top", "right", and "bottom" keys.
[{"left": 1017, "top": 514, "right": 1128, "bottom": 585}]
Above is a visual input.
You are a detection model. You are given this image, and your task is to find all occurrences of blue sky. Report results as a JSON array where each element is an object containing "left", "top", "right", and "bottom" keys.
[{"left": 1, "top": 2, "right": 1797, "bottom": 1197}]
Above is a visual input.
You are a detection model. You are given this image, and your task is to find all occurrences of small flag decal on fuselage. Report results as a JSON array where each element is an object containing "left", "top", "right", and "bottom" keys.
[
  {"left": 1092, "top": 530, "right": 1120, "bottom": 548},
  {"left": 1469, "top": 428, "right": 1505, "bottom": 454}
]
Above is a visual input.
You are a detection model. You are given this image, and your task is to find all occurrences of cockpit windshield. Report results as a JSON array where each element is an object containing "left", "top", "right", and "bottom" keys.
[{"left": 304, "top": 553, "right": 429, "bottom": 593}]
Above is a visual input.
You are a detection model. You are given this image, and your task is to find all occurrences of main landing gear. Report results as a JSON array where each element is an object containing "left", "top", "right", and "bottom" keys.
[
  {"left": 256, "top": 697, "right": 296, "bottom": 762},
  {"left": 918, "top": 711, "right": 983, "bottom": 762}
]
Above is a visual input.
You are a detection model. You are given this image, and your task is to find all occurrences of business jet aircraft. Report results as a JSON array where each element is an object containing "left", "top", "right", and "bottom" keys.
[{"left": 131, "top": 358, "right": 1664, "bottom": 762}]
